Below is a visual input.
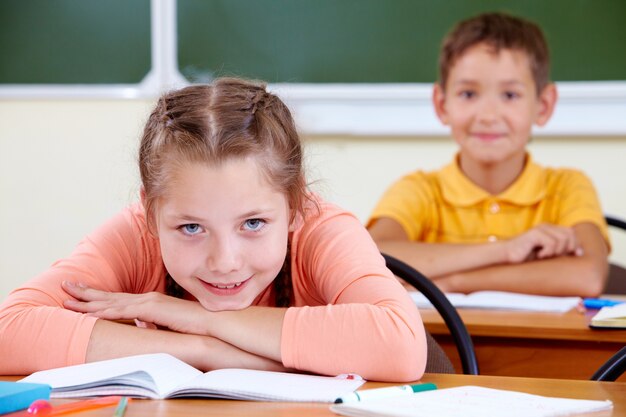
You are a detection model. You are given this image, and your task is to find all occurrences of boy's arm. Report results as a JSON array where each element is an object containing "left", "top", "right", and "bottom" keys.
[
  {"left": 436, "top": 222, "right": 608, "bottom": 297},
  {"left": 369, "top": 217, "right": 596, "bottom": 279},
  {"left": 369, "top": 217, "right": 509, "bottom": 278}
]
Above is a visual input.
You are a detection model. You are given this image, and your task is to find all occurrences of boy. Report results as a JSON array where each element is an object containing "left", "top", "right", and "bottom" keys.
[{"left": 367, "top": 12, "right": 609, "bottom": 297}]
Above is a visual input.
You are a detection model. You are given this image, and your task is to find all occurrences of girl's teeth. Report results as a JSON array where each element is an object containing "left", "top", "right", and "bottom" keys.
[{"left": 214, "top": 282, "right": 242, "bottom": 289}]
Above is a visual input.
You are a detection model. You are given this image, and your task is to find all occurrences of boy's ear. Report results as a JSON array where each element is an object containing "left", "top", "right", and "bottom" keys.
[
  {"left": 432, "top": 83, "right": 450, "bottom": 125},
  {"left": 535, "top": 83, "right": 558, "bottom": 127}
]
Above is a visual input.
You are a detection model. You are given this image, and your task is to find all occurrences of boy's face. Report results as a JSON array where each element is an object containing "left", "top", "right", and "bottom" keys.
[{"left": 433, "top": 43, "right": 556, "bottom": 168}]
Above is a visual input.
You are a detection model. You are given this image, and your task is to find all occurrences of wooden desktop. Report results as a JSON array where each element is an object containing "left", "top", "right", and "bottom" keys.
[
  {"left": 420, "top": 305, "right": 626, "bottom": 380},
  {"left": 3, "top": 373, "right": 625, "bottom": 416}
]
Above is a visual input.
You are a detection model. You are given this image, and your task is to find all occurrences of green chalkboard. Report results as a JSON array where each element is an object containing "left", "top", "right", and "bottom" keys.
[
  {"left": 0, "top": 0, "right": 151, "bottom": 84},
  {"left": 2, "top": 1, "right": 624, "bottom": 85},
  {"left": 178, "top": 0, "right": 626, "bottom": 83}
]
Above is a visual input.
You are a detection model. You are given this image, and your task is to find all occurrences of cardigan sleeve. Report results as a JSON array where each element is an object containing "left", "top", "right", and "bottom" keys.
[
  {"left": 0, "top": 204, "right": 165, "bottom": 374},
  {"left": 281, "top": 200, "right": 427, "bottom": 382}
]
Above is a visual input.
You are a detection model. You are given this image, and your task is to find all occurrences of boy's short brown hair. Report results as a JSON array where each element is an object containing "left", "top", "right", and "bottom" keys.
[{"left": 438, "top": 12, "right": 550, "bottom": 93}]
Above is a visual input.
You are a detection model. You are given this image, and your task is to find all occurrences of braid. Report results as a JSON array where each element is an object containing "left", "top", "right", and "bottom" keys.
[
  {"left": 249, "top": 88, "right": 275, "bottom": 115},
  {"left": 273, "top": 242, "right": 293, "bottom": 307},
  {"left": 165, "top": 273, "right": 185, "bottom": 298}
]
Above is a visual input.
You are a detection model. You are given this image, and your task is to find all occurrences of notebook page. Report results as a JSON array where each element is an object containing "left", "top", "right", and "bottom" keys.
[
  {"left": 592, "top": 303, "right": 626, "bottom": 321},
  {"left": 411, "top": 291, "right": 580, "bottom": 313},
  {"left": 460, "top": 292, "right": 580, "bottom": 312},
  {"left": 330, "top": 386, "right": 613, "bottom": 417},
  {"left": 169, "top": 368, "right": 365, "bottom": 402},
  {"left": 20, "top": 353, "right": 201, "bottom": 398},
  {"left": 410, "top": 292, "right": 466, "bottom": 309},
  {"left": 37, "top": 383, "right": 159, "bottom": 399}
]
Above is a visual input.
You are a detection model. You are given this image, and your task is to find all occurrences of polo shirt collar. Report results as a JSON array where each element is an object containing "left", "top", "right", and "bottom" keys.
[{"left": 440, "top": 153, "right": 546, "bottom": 207}]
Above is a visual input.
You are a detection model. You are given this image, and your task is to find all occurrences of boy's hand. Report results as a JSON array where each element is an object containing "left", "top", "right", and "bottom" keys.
[
  {"left": 61, "top": 281, "right": 208, "bottom": 335},
  {"left": 502, "top": 224, "right": 583, "bottom": 264}
]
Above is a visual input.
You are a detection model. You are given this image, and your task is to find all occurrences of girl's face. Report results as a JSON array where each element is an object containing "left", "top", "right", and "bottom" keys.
[{"left": 154, "top": 157, "right": 290, "bottom": 311}]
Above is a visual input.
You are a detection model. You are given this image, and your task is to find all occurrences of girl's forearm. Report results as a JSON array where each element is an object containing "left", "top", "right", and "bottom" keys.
[
  {"left": 60, "top": 284, "right": 286, "bottom": 364},
  {"left": 87, "top": 319, "right": 286, "bottom": 372},
  {"left": 201, "top": 307, "right": 286, "bottom": 362}
]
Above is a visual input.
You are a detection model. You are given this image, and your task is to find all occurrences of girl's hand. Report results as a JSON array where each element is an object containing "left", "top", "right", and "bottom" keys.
[
  {"left": 134, "top": 319, "right": 158, "bottom": 330},
  {"left": 61, "top": 281, "right": 208, "bottom": 335},
  {"left": 501, "top": 224, "right": 583, "bottom": 264}
]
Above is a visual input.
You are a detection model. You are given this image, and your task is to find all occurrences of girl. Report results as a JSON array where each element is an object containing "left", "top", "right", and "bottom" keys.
[{"left": 0, "top": 78, "right": 426, "bottom": 381}]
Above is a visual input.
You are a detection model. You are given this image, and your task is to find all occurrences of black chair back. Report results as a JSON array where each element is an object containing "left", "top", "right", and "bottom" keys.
[
  {"left": 605, "top": 215, "right": 626, "bottom": 294},
  {"left": 591, "top": 346, "right": 626, "bottom": 381},
  {"left": 383, "top": 253, "right": 479, "bottom": 375}
]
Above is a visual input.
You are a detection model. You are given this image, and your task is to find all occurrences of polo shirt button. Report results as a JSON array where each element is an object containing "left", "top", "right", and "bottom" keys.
[
  {"left": 487, "top": 235, "right": 498, "bottom": 242},
  {"left": 489, "top": 202, "right": 500, "bottom": 214}
]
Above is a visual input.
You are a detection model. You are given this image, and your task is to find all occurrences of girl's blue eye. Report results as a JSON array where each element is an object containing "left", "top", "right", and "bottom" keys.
[
  {"left": 182, "top": 224, "right": 202, "bottom": 235},
  {"left": 243, "top": 219, "right": 265, "bottom": 232}
]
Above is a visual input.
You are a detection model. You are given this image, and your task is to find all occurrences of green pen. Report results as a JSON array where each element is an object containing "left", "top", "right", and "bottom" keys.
[
  {"left": 113, "top": 397, "right": 130, "bottom": 417},
  {"left": 334, "top": 383, "right": 437, "bottom": 403}
]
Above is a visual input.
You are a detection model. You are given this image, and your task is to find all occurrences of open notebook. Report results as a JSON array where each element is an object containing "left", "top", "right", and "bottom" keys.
[
  {"left": 19, "top": 353, "right": 364, "bottom": 402},
  {"left": 590, "top": 303, "right": 626, "bottom": 329},
  {"left": 330, "top": 385, "right": 613, "bottom": 417},
  {"left": 410, "top": 291, "right": 580, "bottom": 313}
]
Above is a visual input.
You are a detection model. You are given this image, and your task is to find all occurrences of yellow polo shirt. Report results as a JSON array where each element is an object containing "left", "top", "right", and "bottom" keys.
[{"left": 368, "top": 154, "right": 609, "bottom": 246}]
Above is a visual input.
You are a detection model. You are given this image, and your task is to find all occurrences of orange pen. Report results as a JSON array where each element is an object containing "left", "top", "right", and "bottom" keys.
[{"left": 26, "top": 395, "right": 123, "bottom": 416}]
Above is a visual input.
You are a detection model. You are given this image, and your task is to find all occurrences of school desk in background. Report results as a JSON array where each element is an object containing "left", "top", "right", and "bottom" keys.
[{"left": 419, "top": 303, "right": 626, "bottom": 379}]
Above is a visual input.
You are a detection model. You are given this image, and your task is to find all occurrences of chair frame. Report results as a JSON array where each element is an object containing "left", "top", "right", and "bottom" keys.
[
  {"left": 606, "top": 215, "right": 626, "bottom": 231},
  {"left": 382, "top": 253, "right": 480, "bottom": 375},
  {"left": 591, "top": 216, "right": 626, "bottom": 381},
  {"left": 604, "top": 215, "right": 626, "bottom": 294},
  {"left": 591, "top": 346, "right": 626, "bottom": 381}
]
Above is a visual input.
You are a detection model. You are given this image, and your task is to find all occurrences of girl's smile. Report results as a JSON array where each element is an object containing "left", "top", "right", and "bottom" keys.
[{"left": 199, "top": 276, "right": 252, "bottom": 296}]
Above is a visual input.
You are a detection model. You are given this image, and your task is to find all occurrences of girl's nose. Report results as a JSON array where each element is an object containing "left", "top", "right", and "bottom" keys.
[{"left": 206, "top": 237, "right": 241, "bottom": 274}]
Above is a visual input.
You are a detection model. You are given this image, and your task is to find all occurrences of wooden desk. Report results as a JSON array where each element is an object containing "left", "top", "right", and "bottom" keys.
[
  {"left": 420, "top": 306, "right": 626, "bottom": 380},
  {"left": 3, "top": 373, "right": 625, "bottom": 416}
]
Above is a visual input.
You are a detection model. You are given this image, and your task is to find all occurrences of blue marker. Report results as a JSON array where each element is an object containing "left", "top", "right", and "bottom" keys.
[{"left": 583, "top": 298, "right": 624, "bottom": 309}]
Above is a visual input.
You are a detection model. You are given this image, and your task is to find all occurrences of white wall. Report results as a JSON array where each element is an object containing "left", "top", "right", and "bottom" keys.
[
  {"left": 1, "top": 99, "right": 626, "bottom": 299},
  {"left": 0, "top": 100, "right": 150, "bottom": 298}
]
